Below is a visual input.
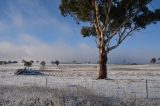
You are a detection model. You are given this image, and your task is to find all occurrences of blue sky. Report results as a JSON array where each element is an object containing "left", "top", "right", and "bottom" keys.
[{"left": 0, "top": 0, "right": 159, "bottom": 64}]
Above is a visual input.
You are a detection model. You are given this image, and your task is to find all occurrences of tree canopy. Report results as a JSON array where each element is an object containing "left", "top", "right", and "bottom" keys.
[{"left": 60, "top": 0, "right": 160, "bottom": 51}]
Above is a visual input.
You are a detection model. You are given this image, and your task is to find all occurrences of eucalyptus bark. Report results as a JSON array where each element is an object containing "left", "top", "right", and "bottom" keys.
[
  {"left": 97, "top": 36, "right": 108, "bottom": 79},
  {"left": 98, "top": 46, "right": 108, "bottom": 79}
]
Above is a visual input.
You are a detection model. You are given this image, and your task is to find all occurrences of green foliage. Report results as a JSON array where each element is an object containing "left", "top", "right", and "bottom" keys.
[
  {"left": 60, "top": 0, "right": 160, "bottom": 37},
  {"left": 60, "top": 0, "right": 93, "bottom": 23},
  {"left": 81, "top": 26, "right": 96, "bottom": 37}
]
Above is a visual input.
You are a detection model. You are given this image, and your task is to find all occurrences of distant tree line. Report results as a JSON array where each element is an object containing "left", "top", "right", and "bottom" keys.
[
  {"left": 22, "top": 59, "right": 60, "bottom": 68},
  {"left": 0, "top": 61, "right": 18, "bottom": 65}
]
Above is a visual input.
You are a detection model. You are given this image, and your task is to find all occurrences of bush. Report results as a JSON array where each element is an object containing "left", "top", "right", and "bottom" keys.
[
  {"left": 24, "top": 61, "right": 32, "bottom": 67},
  {"left": 40, "top": 61, "right": 46, "bottom": 67},
  {"left": 55, "top": 60, "right": 59, "bottom": 66}
]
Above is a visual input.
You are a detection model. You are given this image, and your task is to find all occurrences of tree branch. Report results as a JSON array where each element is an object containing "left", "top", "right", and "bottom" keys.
[
  {"left": 104, "top": 16, "right": 130, "bottom": 46},
  {"left": 94, "top": 0, "right": 103, "bottom": 33},
  {"left": 102, "top": 0, "right": 112, "bottom": 35},
  {"left": 111, "top": 17, "right": 130, "bottom": 36},
  {"left": 92, "top": 0, "right": 101, "bottom": 39},
  {"left": 108, "top": 27, "right": 138, "bottom": 51},
  {"left": 104, "top": 0, "right": 111, "bottom": 24}
]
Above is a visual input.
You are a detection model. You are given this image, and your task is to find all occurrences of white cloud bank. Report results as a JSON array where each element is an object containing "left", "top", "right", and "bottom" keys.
[
  {"left": 0, "top": 34, "right": 98, "bottom": 63},
  {"left": 0, "top": 34, "right": 159, "bottom": 64}
]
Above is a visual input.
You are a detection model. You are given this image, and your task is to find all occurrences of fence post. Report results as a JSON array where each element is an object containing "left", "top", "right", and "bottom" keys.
[
  {"left": 46, "top": 77, "right": 48, "bottom": 88},
  {"left": 146, "top": 80, "right": 148, "bottom": 99}
]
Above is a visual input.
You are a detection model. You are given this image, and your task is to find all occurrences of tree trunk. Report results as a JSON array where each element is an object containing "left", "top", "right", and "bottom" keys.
[{"left": 97, "top": 46, "right": 108, "bottom": 79}]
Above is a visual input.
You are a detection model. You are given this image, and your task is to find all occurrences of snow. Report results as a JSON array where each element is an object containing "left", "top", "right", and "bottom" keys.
[{"left": 1, "top": 63, "right": 160, "bottom": 100}]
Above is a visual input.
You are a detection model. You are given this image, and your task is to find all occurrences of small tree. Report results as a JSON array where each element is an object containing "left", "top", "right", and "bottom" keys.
[
  {"left": 24, "top": 61, "right": 32, "bottom": 68},
  {"left": 40, "top": 61, "right": 46, "bottom": 68},
  {"left": 55, "top": 60, "right": 59, "bottom": 66},
  {"left": 60, "top": 0, "right": 160, "bottom": 79},
  {"left": 151, "top": 58, "right": 156, "bottom": 64}
]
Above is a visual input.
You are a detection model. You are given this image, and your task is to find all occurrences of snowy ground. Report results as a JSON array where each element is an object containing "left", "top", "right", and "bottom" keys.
[{"left": 1, "top": 63, "right": 160, "bottom": 105}]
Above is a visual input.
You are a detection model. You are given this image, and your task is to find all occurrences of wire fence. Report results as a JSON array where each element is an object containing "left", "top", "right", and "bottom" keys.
[{"left": 1, "top": 76, "right": 160, "bottom": 99}]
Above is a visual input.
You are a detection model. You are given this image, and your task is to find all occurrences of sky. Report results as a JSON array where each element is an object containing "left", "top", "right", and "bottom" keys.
[{"left": 0, "top": 0, "right": 159, "bottom": 64}]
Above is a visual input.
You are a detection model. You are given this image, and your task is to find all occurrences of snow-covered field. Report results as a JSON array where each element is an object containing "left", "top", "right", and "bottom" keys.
[{"left": 1, "top": 63, "right": 160, "bottom": 106}]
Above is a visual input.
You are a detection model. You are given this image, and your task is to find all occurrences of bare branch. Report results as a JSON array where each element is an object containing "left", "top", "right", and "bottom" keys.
[
  {"left": 104, "top": 0, "right": 112, "bottom": 24},
  {"left": 111, "top": 17, "right": 129, "bottom": 37},
  {"left": 108, "top": 27, "right": 138, "bottom": 51},
  {"left": 102, "top": 0, "right": 112, "bottom": 35},
  {"left": 118, "top": 27, "right": 127, "bottom": 42}
]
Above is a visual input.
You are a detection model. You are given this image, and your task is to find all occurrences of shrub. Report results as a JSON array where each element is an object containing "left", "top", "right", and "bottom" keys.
[
  {"left": 55, "top": 60, "right": 59, "bottom": 66},
  {"left": 24, "top": 61, "right": 32, "bottom": 67},
  {"left": 40, "top": 61, "right": 46, "bottom": 67}
]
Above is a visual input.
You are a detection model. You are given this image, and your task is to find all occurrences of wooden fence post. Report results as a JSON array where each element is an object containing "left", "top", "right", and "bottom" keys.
[
  {"left": 146, "top": 80, "right": 148, "bottom": 99},
  {"left": 46, "top": 77, "right": 48, "bottom": 88}
]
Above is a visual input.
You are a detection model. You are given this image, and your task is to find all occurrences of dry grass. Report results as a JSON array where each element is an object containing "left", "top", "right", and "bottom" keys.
[
  {"left": 1, "top": 85, "right": 160, "bottom": 106},
  {"left": 0, "top": 85, "right": 109, "bottom": 106}
]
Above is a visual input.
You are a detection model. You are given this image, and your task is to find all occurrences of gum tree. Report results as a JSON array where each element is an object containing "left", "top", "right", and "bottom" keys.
[{"left": 59, "top": 0, "right": 160, "bottom": 79}]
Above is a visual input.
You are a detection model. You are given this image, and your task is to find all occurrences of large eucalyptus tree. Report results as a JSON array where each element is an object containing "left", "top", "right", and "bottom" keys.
[{"left": 59, "top": 0, "right": 160, "bottom": 79}]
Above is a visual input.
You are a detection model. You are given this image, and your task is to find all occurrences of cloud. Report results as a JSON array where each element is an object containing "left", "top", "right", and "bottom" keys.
[
  {"left": 0, "top": 34, "right": 98, "bottom": 62},
  {"left": 0, "top": 34, "right": 159, "bottom": 64},
  {"left": 0, "top": 0, "right": 96, "bottom": 62}
]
